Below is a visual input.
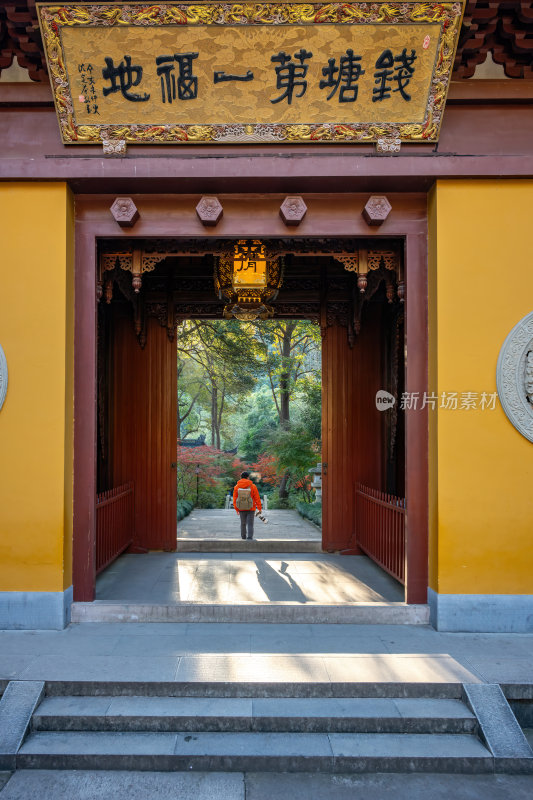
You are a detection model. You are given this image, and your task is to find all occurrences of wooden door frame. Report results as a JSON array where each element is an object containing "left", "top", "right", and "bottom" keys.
[{"left": 73, "top": 193, "right": 428, "bottom": 603}]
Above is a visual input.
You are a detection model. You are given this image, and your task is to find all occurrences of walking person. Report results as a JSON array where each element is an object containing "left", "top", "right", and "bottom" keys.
[{"left": 233, "top": 471, "right": 262, "bottom": 540}]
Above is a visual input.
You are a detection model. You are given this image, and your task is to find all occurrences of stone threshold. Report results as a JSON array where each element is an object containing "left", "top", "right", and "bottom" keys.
[
  {"left": 71, "top": 602, "right": 430, "bottom": 625},
  {"left": 176, "top": 539, "right": 322, "bottom": 553}
]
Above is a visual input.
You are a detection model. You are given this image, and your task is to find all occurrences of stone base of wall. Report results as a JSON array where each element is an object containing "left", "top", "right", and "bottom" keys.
[
  {"left": 0, "top": 586, "right": 72, "bottom": 630},
  {"left": 429, "top": 588, "right": 533, "bottom": 632}
]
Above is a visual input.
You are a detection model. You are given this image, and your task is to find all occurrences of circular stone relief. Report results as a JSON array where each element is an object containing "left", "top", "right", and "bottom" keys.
[
  {"left": 496, "top": 311, "right": 533, "bottom": 443},
  {"left": 0, "top": 344, "right": 7, "bottom": 412}
]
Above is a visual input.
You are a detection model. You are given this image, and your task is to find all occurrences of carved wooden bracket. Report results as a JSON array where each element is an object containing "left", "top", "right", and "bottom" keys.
[
  {"left": 98, "top": 249, "right": 168, "bottom": 297},
  {"left": 362, "top": 196, "right": 392, "bottom": 226},
  {"left": 110, "top": 197, "right": 139, "bottom": 227},
  {"left": 103, "top": 139, "right": 127, "bottom": 157},
  {"left": 333, "top": 254, "right": 358, "bottom": 273},
  {"left": 333, "top": 247, "right": 401, "bottom": 303},
  {"left": 146, "top": 300, "right": 179, "bottom": 343},
  {"left": 375, "top": 137, "right": 400, "bottom": 155},
  {"left": 196, "top": 196, "right": 223, "bottom": 227},
  {"left": 98, "top": 252, "right": 132, "bottom": 302},
  {"left": 328, "top": 245, "right": 404, "bottom": 343},
  {"left": 366, "top": 249, "right": 398, "bottom": 271},
  {"left": 280, "top": 196, "right": 307, "bottom": 226}
]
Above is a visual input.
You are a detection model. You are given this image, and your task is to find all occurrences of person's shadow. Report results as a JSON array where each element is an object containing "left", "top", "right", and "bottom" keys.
[{"left": 255, "top": 560, "right": 308, "bottom": 603}]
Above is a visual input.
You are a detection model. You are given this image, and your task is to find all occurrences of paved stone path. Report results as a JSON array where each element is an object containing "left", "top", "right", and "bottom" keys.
[
  {"left": 177, "top": 509, "right": 321, "bottom": 541},
  {"left": 2, "top": 770, "right": 533, "bottom": 800},
  {"left": 1, "top": 621, "right": 533, "bottom": 684},
  {"left": 95, "top": 553, "right": 403, "bottom": 604}
]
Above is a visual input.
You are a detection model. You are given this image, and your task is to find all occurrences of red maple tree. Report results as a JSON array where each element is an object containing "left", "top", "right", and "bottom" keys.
[
  {"left": 251, "top": 452, "right": 281, "bottom": 486},
  {"left": 176, "top": 444, "right": 248, "bottom": 500}
]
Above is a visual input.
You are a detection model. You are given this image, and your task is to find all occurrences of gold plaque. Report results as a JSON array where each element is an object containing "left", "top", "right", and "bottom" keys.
[{"left": 37, "top": 2, "right": 465, "bottom": 145}]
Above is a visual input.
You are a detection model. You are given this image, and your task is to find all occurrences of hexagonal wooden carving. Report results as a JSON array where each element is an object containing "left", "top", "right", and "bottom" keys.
[
  {"left": 110, "top": 197, "right": 139, "bottom": 228},
  {"left": 362, "top": 195, "right": 392, "bottom": 226},
  {"left": 196, "top": 196, "right": 223, "bottom": 227},
  {"left": 280, "top": 196, "right": 307, "bottom": 227}
]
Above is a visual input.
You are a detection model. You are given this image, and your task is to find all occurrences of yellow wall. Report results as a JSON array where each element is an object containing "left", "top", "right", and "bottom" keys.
[
  {"left": 0, "top": 183, "right": 74, "bottom": 592},
  {"left": 428, "top": 180, "right": 533, "bottom": 595}
]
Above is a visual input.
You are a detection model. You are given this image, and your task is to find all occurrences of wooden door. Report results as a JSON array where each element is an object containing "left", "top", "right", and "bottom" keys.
[
  {"left": 111, "top": 310, "right": 177, "bottom": 551},
  {"left": 322, "top": 324, "right": 357, "bottom": 551},
  {"left": 321, "top": 308, "right": 385, "bottom": 552}
]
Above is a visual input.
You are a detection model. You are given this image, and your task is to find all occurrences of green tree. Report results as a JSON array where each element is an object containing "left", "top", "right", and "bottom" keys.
[
  {"left": 177, "top": 357, "right": 209, "bottom": 439},
  {"left": 268, "top": 423, "right": 319, "bottom": 504},
  {"left": 237, "top": 387, "right": 278, "bottom": 462},
  {"left": 253, "top": 320, "right": 321, "bottom": 497},
  {"left": 177, "top": 320, "right": 263, "bottom": 449},
  {"left": 295, "top": 379, "right": 322, "bottom": 443},
  {"left": 254, "top": 320, "right": 321, "bottom": 428}
]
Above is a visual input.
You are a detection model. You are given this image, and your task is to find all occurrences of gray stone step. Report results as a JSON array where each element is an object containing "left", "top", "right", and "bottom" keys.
[
  {"left": 5, "top": 770, "right": 533, "bottom": 800},
  {"left": 177, "top": 539, "right": 322, "bottom": 553},
  {"left": 42, "top": 681, "right": 466, "bottom": 699},
  {"left": 33, "top": 695, "right": 477, "bottom": 734},
  {"left": 71, "top": 601, "right": 429, "bottom": 624},
  {"left": 18, "top": 730, "right": 493, "bottom": 773}
]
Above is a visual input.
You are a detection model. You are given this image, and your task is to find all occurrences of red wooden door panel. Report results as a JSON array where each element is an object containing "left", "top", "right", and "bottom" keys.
[
  {"left": 111, "top": 310, "right": 177, "bottom": 551},
  {"left": 322, "top": 324, "right": 357, "bottom": 551},
  {"left": 322, "top": 309, "right": 385, "bottom": 552}
]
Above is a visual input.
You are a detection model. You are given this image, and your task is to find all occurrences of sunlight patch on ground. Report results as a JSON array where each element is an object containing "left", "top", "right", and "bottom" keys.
[{"left": 96, "top": 551, "right": 404, "bottom": 604}]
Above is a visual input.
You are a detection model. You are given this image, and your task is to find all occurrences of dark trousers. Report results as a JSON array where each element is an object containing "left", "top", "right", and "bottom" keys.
[{"left": 240, "top": 510, "right": 255, "bottom": 539}]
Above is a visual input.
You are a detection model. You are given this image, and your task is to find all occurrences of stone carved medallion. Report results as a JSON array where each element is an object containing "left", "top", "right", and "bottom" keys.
[
  {"left": 0, "top": 344, "right": 7, "bottom": 412},
  {"left": 496, "top": 311, "right": 533, "bottom": 443}
]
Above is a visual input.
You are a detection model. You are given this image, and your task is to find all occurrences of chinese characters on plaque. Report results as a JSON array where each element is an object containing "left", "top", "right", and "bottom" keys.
[
  {"left": 90, "top": 46, "right": 417, "bottom": 108},
  {"left": 78, "top": 63, "right": 100, "bottom": 115},
  {"left": 37, "top": 2, "right": 464, "bottom": 144}
]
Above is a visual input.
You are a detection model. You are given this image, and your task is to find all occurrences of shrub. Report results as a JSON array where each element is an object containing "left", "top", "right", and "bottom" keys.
[
  {"left": 177, "top": 499, "right": 194, "bottom": 521},
  {"left": 297, "top": 501, "right": 322, "bottom": 528},
  {"left": 197, "top": 484, "right": 229, "bottom": 509},
  {"left": 265, "top": 424, "right": 319, "bottom": 504},
  {"left": 267, "top": 489, "right": 292, "bottom": 510}
]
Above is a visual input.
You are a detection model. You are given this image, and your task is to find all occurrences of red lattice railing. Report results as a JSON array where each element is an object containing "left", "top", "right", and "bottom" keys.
[
  {"left": 356, "top": 483, "right": 406, "bottom": 585},
  {"left": 96, "top": 482, "right": 134, "bottom": 575}
]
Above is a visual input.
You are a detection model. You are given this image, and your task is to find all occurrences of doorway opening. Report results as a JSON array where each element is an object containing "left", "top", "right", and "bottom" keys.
[
  {"left": 176, "top": 316, "right": 323, "bottom": 552},
  {"left": 93, "top": 237, "right": 407, "bottom": 607}
]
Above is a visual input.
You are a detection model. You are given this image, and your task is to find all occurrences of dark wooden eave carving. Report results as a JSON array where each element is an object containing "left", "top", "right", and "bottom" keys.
[
  {"left": 455, "top": 0, "right": 533, "bottom": 78},
  {"left": 98, "top": 237, "right": 404, "bottom": 350},
  {"left": 1, "top": 2, "right": 532, "bottom": 82},
  {"left": 0, "top": 0, "right": 47, "bottom": 82},
  {"left": 101, "top": 236, "right": 396, "bottom": 258}
]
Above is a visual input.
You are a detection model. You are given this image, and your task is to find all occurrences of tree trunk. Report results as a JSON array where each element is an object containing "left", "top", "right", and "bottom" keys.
[
  {"left": 279, "top": 322, "right": 295, "bottom": 428},
  {"left": 211, "top": 383, "right": 217, "bottom": 446},
  {"left": 279, "top": 372, "right": 290, "bottom": 428},
  {"left": 177, "top": 395, "right": 199, "bottom": 441},
  {"left": 215, "top": 388, "right": 225, "bottom": 451},
  {"left": 278, "top": 469, "right": 290, "bottom": 500},
  {"left": 277, "top": 322, "right": 297, "bottom": 497}
]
